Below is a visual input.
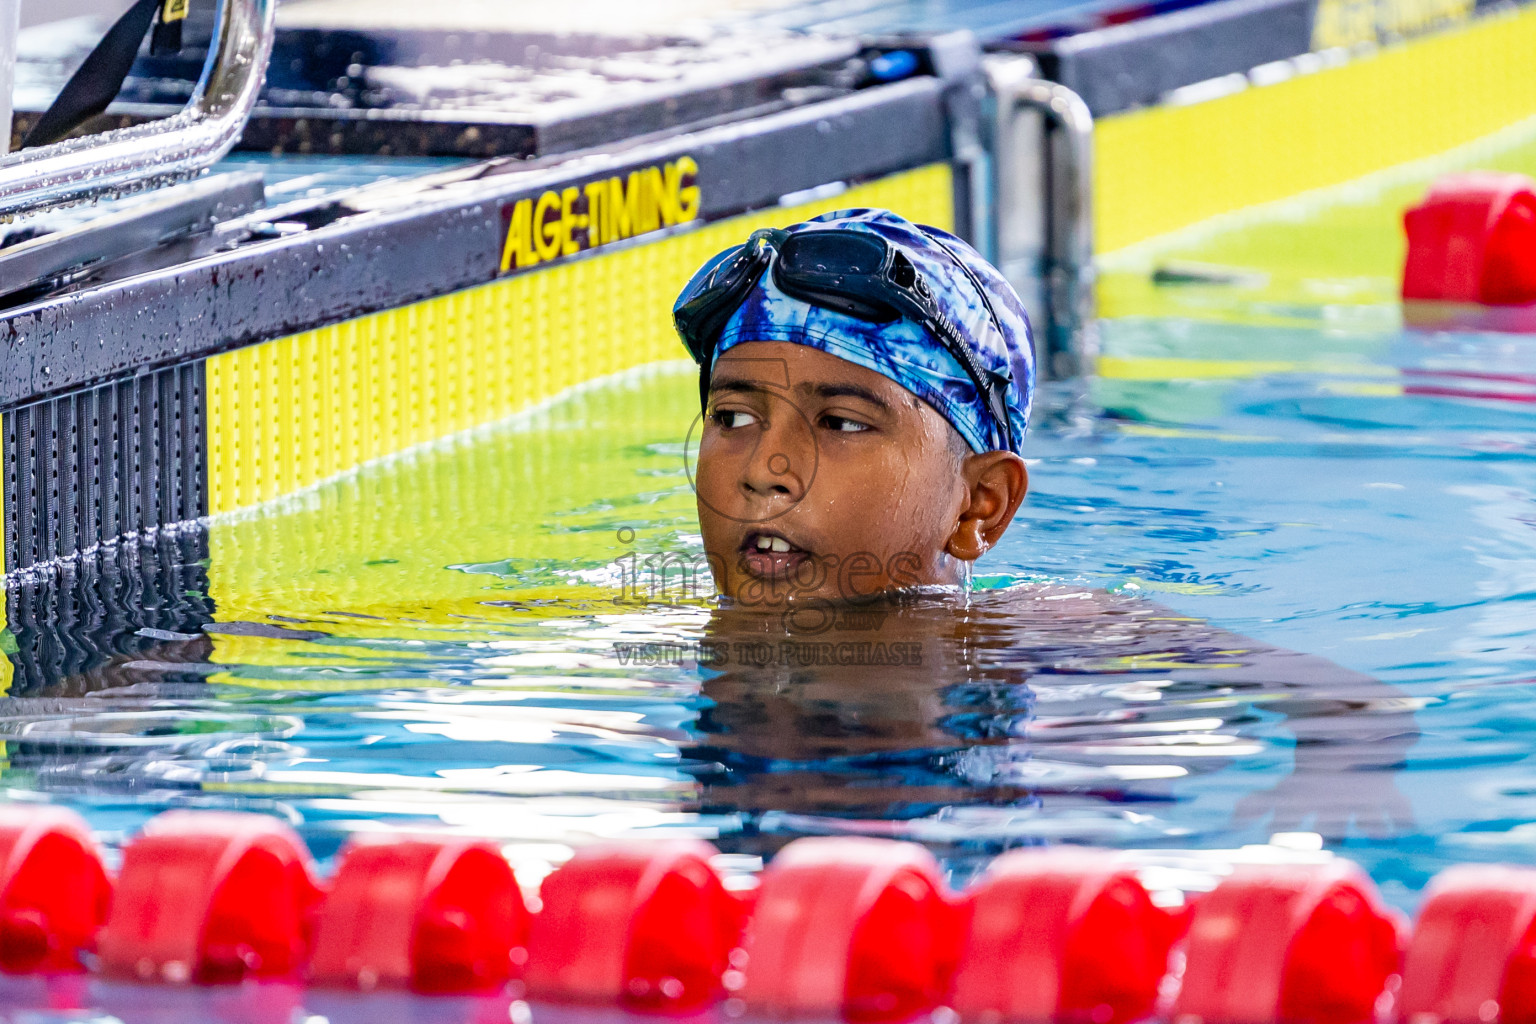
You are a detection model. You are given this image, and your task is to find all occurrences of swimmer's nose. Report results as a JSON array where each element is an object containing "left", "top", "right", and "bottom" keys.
[{"left": 741, "top": 419, "right": 808, "bottom": 503}]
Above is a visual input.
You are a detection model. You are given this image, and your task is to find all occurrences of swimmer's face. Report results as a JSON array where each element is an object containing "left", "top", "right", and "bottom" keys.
[{"left": 694, "top": 341, "right": 1028, "bottom": 607}]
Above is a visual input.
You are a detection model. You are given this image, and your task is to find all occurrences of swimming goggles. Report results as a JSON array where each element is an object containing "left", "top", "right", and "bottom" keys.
[{"left": 673, "top": 227, "right": 1017, "bottom": 453}]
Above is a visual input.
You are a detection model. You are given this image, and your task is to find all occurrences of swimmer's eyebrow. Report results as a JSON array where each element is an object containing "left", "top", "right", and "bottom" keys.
[
  {"left": 707, "top": 376, "right": 775, "bottom": 398},
  {"left": 708, "top": 377, "right": 891, "bottom": 411},
  {"left": 801, "top": 382, "right": 891, "bottom": 410}
]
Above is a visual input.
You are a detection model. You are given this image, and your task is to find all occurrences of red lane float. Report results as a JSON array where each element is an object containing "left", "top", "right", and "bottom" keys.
[
  {"left": 1403, "top": 172, "right": 1536, "bottom": 307},
  {"left": 0, "top": 805, "right": 111, "bottom": 974},
  {"left": 1175, "top": 861, "right": 1402, "bottom": 1024},
  {"left": 524, "top": 838, "right": 740, "bottom": 1012},
  {"left": 309, "top": 836, "right": 527, "bottom": 994},
  {"left": 22, "top": 801, "right": 1536, "bottom": 1024},
  {"left": 739, "top": 837, "right": 957, "bottom": 1022},
  {"left": 949, "top": 848, "right": 1177, "bottom": 1024},
  {"left": 1399, "top": 865, "right": 1536, "bottom": 1024},
  {"left": 96, "top": 811, "right": 322, "bottom": 984}
]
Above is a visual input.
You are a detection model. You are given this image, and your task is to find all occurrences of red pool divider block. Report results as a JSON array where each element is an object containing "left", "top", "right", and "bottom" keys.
[
  {"left": 738, "top": 837, "right": 957, "bottom": 1022},
  {"left": 1403, "top": 172, "right": 1536, "bottom": 306},
  {"left": 948, "top": 848, "right": 1177, "bottom": 1023},
  {"left": 1175, "top": 861, "right": 1402, "bottom": 1024},
  {"left": 309, "top": 836, "right": 528, "bottom": 994},
  {"left": 0, "top": 805, "right": 112, "bottom": 974},
  {"left": 1398, "top": 865, "right": 1536, "bottom": 1024},
  {"left": 96, "top": 811, "right": 322, "bottom": 984},
  {"left": 524, "top": 838, "right": 740, "bottom": 1012}
]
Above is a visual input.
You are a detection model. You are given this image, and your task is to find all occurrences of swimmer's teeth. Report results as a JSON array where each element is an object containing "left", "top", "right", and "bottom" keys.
[{"left": 770, "top": 537, "right": 790, "bottom": 553}]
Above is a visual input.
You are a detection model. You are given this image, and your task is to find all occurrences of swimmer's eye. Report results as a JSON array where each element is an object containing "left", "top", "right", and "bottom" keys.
[
  {"left": 711, "top": 408, "right": 759, "bottom": 430},
  {"left": 821, "top": 414, "right": 871, "bottom": 433}
]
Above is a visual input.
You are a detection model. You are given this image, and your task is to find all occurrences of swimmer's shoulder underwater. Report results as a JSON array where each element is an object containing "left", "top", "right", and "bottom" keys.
[{"left": 673, "top": 208, "right": 1032, "bottom": 608}]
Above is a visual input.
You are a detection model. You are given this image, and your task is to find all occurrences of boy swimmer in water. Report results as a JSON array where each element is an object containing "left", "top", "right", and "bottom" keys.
[
  {"left": 670, "top": 209, "right": 1415, "bottom": 841},
  {"left": 673, "top": 209, "right": 1032, "bottom": 607}
]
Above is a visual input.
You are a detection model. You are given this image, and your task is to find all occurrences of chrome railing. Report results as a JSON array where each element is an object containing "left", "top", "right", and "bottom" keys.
[
  {"left": 985, "top": 55, "right": 1097, "bottom": 379},
  {"left": 0, "top": 0, "right": 275, "bottom": 220}
]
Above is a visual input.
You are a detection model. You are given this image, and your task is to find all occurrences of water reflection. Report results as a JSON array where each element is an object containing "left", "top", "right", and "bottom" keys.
[{"left": 686, "top": 587, "right": 1415, "bottom": 862}]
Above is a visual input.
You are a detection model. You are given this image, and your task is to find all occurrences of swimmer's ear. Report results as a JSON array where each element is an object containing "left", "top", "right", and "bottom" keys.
[{"left": 946, "top": 452, "right": 1028, "bottom": 562}]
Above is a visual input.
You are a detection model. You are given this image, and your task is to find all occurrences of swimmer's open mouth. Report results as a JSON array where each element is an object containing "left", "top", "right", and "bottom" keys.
[{"left": 740, "top": 531, "right": 812, "bottom": 578}]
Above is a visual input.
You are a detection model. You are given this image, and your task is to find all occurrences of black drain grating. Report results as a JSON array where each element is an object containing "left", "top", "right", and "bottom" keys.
[{"left": 4, "top": 363, "right": 205, "bottom": 573}]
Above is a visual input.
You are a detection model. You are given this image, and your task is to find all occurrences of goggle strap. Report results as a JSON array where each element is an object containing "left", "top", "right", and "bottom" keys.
[{"left": 922, "top": 314, "right": 1014, "bottom": 453}]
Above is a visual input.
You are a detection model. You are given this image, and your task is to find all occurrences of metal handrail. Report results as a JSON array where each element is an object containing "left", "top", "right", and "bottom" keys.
[
  {"left": 985, "top": 56, "right": 1097, "bottom": 379},
  {"left": 0, "top": 0, "right": 275, "bottom": 220}
]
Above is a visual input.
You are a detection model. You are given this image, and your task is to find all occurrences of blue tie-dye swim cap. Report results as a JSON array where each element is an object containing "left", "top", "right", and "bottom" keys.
[{"left": 679, "top": 208, "right": 1035, "bottom": 454}]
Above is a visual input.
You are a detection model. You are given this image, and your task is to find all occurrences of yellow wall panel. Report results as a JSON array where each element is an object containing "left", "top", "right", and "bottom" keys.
[
  {"left": 205, "top": 162, "right": 955, "bottom": 515},
  {"left": 1095, "top": 5, "right": 1536, "bottom": 252}
]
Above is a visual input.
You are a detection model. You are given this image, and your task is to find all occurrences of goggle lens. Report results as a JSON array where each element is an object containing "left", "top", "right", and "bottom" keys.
[
  {"left": 674, "top": 238, "right": 775, "bottom": 363},
  {"left": 777, "top": 231, "right": 886, "bottom": 276}
]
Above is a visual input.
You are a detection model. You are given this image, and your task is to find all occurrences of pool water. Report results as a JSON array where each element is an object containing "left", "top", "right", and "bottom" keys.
[{"left": 5, "top": 125, "right": 1536, "bottom": 913}]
